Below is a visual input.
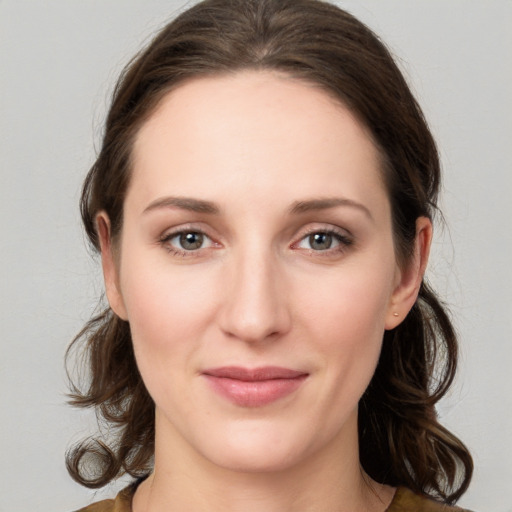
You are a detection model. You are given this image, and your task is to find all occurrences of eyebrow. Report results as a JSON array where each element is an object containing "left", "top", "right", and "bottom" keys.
[
  {"left": 143, "top": 196, "right": 220, "bottom": 215},
  {"left": 142, "top": 195, "right": 372, "bottom": 220},
  {"left": 289, "top": 197, "right": 373, "bottom": 220}
]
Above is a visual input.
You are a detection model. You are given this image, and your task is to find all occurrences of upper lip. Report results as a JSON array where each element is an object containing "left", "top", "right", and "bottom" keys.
[{"left": 202, "top": 366, "right": 308, "bottom": 381}]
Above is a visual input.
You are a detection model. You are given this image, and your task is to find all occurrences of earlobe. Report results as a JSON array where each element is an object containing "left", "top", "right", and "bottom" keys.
[
  {"left": 96, "top": 212, "right": 128, "bottom": 321},
  {"left": 385, "top": 217, "right": 432, "bottom": 330}
]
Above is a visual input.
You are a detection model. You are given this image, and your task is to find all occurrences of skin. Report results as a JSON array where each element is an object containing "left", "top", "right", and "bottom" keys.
[{"left": 98, "top": 71, "right": 431, "bottom": 512}]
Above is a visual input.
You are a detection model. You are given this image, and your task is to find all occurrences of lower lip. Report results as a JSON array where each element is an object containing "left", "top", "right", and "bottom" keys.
[{"left": 203, "top": 375, "right": 307, "bottom": 407}]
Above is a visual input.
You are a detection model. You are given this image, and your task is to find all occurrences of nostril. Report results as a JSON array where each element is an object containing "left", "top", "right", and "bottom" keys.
[
  {"left": 217, "top": 255, "right": 292, "bottom": 343},
  {"left": 218, "top": 293, "right": 291, "bottom": 343}
]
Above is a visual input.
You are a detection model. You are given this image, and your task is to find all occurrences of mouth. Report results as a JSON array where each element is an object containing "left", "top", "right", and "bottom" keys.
[{"left": 201, "top": 366, "right": 308, "bottom": 407}]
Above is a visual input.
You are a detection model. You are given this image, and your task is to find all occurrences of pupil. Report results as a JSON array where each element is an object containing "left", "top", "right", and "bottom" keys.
[
  {"left": 310, "top": 233, "right": 332, "bottom": 250},
  {"left": 180, "top": 232, "right": 203, "bottom": 250}
]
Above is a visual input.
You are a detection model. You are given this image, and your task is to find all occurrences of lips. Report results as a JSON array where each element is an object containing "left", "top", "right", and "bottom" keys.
[{"left": 202, "top": 366, "right": 308, "bottom": 407}]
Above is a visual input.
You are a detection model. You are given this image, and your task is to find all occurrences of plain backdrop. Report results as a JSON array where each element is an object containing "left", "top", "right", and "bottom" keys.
[{"left": 1, "top": 1, "right": 510, "bottom": 511}]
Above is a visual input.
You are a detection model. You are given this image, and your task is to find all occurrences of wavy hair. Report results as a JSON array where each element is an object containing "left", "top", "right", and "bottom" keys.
[{"left": 66, "top": 0, "right": 472, "bottom": 503}]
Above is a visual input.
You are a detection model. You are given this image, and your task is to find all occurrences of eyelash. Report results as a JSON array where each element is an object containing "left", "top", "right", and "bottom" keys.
[
  {"left": 158, "top": 226, "right": 353, "bottom": 258},
  {"left": 159, "top": 227, "right": 216, "bottom": 258},
  {"left": 292, "top": 227, "right": 353, "bottom": 256}
]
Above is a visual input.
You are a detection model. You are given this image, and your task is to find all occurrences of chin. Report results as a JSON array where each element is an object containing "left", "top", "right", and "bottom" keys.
[
  {"left": 193, "top": 418, "right": 321, "bottom": 474},
  {"left": 209, "top": 445, "right": 303, "bottom": 474}
]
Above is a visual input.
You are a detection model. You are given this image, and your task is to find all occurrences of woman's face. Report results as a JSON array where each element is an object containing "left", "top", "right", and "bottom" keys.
[{"left": 101, "top": 71, "right": 425, "bottom": 473}]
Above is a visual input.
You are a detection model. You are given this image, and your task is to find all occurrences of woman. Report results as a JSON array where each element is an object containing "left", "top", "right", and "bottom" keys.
[{"left": 67, "top": 0, "right": 473, "bottom": 510}]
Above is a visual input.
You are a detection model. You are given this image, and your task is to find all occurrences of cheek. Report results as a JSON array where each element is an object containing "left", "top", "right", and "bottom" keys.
[
  {"left": 294, "top": 258, "right": 395, "bottom": 387},
  {"left": 117, "top": 252, "right": 219, "bottom": 394},
  {"left": 298, "top": 262, "right": 394, "bottom": 341},
  {"left": 120, "top": 250, "right": 214, "bottom": 340},
  {"left": 119, "top": 270, "right": 212, "bottom": 422}
]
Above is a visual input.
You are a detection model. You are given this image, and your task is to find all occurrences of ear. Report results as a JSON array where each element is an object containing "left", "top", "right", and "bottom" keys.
[
  {"left": 385, "top": 216, "right": 432, "bottom": 330},
  {"left": 96, "top": 212, "right": 128, "bottom": 321}
]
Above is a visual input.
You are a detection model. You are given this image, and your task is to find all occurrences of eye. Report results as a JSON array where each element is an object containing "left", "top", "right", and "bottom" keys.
[
  {"left": 160, "top": 230, "right": 215, "bottom": 254},
  {"left": 304, "top": 232, "right": 335, "bottom": 250},
  {"left": 295, "top": 229, "right": 353, "bottom": 252},
  {"left": 176, "top": 232, "right": 205, "bottom": 250}
]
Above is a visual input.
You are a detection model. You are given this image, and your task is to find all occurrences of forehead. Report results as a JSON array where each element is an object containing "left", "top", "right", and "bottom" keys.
[{"left": 128, "top": 70, "right": 387, "bottom": 214}]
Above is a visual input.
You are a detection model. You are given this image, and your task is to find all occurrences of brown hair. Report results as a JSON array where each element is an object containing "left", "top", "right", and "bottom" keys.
[{"left": 67, "top": 0, "right": 472, "bottom": 503}]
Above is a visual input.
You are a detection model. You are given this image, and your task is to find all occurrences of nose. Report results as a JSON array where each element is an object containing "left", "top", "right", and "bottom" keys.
[{"left": 218, "top": 250, "right": 291, "bottom": 344}]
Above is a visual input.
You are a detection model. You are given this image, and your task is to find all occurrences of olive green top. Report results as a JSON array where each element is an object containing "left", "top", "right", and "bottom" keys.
[{"left": 75, "top": 484, "right": 473, "bottom": 512}]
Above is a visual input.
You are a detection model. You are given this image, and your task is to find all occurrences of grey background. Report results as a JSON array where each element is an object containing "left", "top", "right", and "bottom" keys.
[{"left": 1, "top": 1, "right": 510, "bottom": 510}]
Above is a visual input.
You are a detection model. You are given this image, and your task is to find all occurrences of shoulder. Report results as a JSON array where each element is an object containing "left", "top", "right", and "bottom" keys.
[
  {"left": 388, "top": 487, "right": 474, "bottom": 512},
  {"left": 73, "top": 483, "right": 135, "bottom": 512}
]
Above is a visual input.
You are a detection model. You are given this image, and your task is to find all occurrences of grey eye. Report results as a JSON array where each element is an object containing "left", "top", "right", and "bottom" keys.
[
  {"left": 179, "top": 232, "right": 204, "bottom": 250},
  {"left": 308, "top": 232, "right": 333, "bottom": 250}
]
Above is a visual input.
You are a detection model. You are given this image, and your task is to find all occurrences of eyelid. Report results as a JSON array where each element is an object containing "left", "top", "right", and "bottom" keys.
[
  {"left": 156, "top": 222, "right": 353, "bottom": 257},
  {"left": 294, "top": 224, "right": 353, "bottom": 242},
  {"left": 159, "top": 222, "right": 215, "bottom": 241},
  {"left": 163, "top": 231, "right": 214, "bottom": 247},
  {"left": 158, "top": 224, "right": 220, "bottom": 256},
  {"left": 291, "top": 224, "right": 354, "bottom": 253}
]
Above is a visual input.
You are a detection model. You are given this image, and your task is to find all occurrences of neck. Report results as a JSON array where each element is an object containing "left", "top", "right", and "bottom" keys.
[{"left": 133, "top": 411, "right": 394, "bottom": 512}]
